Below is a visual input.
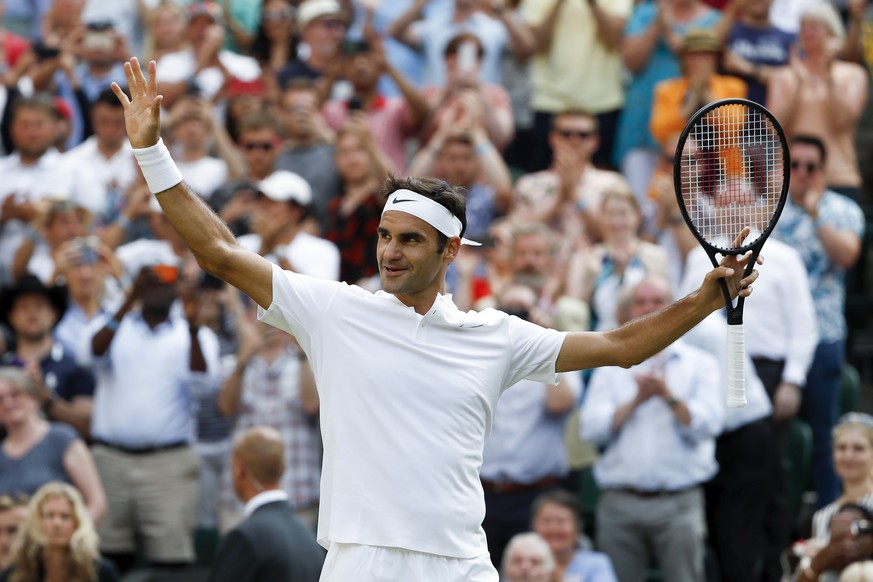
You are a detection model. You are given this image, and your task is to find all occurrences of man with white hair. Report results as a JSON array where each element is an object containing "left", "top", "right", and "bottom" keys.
[
  {"left": 109, "top": 57, "right": 759, "bottom": 582},
  {"left": 501, "top": 533, "right": 554, "bottom": 582}
]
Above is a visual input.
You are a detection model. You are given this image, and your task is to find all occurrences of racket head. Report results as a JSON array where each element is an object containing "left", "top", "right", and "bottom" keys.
[{"left": 673, "top": 98, "right": 790, "bottom": 256}]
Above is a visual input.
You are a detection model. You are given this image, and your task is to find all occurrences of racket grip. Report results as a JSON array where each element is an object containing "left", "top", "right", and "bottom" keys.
[{"left": 726, "top": 323, "right": 747, "bottom": 408}]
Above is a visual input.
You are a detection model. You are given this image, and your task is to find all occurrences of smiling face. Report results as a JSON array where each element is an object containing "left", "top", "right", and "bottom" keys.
[
  {"left": 834, "top": 426, "right": 873, "bottom": 486},
  {"left": 376, "top": 211, "right": 458, "bottom": 310},
  {"left": 532, "top": 501, "right": 578, "bottom": 559},
  {"left": 39, "top": 496, "right": 77, "bottom": 548}
]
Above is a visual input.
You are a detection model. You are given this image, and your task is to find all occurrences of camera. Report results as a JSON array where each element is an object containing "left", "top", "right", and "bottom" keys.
[
  {"left": 341, "top": 39, "right": 370, "bottom": 56},
  {"left": 33, "top": 41, "right": 61, "bottom": 61},
  {"left": 71, "top": 236, "right": 100, "bottom": 265},
  {"left": 851, "top": 520, "right": 873, "bottom": 536}
]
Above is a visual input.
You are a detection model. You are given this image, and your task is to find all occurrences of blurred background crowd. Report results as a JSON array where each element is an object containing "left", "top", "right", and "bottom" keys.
[{"left": 0, "top": 0, "right": 872, "bottom": 580}]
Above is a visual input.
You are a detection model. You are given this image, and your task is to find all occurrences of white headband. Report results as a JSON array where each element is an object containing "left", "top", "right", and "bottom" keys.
[{"left": 382, "top": 189, "right": 481, "bottom": 246}]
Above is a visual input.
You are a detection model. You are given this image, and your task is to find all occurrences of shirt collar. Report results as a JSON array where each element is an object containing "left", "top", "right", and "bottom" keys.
[{"left": 243, "top": 489, "right": 289, "bottom": 518}]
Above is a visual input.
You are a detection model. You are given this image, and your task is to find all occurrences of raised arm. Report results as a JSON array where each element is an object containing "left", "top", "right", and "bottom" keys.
[
  {"left": 111, "top": 58, "right": 274, "bottom": 309},
  {"left": 556, "top": 230, "right": 759, "bottom": 372}
]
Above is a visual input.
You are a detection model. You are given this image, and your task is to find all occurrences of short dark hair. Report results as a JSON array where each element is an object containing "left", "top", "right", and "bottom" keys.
[
  {"left": 790, "top": 134, "right": 827, "bottom": 165},
  {"left": 281, "top": 76, "right": 317, "bottom": 93},
  {"left": 93, "top": 87, "right": 124, "bottom": 111},
  {"left": 552, "top": 108, "right": 599, "bottom": 132},
  {"left": 12, "top": 94, "right": 57, "bottom": 122},
  {"left": 443, "top": 32, "right": 484, "bottom": 60},
  {"left": 379, "top": 175, "right": 468, "bottom": 253},
  {"left": 530, "top": 489, "right": 583, "bottom": 534},
  {"left": 237, "top": 110, "right": 280, "bottom": 135}
]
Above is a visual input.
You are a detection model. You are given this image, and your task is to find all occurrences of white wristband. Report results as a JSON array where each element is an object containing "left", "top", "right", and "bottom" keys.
[{"left": 132, "top": 138, "right": 184, "bottom": 195}]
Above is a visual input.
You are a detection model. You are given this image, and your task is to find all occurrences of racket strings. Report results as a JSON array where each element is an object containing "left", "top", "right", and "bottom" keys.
[{"left": 679, "top": 102, "right": 784, "bottom": 252}]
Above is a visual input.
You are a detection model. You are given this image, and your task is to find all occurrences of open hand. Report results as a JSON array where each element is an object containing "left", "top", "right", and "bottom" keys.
[{"left": 111, "top": 57, "right": 162, "bottom": 149}]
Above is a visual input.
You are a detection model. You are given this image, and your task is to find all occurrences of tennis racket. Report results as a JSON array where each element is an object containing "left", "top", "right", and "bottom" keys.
[{"left": 673, "top": 98, "right": 789, "bottom": 408}]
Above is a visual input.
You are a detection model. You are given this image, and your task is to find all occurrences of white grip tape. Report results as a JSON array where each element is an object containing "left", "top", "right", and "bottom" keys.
[
  {"left": 726, "top": 323, "right": 747, "bottom": 408},
  {"left": 132, "top": 138, "right": 184, "bottom": 195}
]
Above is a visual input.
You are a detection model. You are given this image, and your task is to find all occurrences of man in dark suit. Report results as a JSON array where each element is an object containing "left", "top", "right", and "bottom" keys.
[{"left": 207, "top": 426, "right": 325, "bottom": 582}]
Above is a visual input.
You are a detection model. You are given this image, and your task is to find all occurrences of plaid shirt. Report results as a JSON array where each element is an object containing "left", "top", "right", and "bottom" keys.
[
  {"left": 325, "top": 193, "right": 384, "bottom": 284},
  {"left": 220, "top": 347, "right": 321, "bottom": 512}
]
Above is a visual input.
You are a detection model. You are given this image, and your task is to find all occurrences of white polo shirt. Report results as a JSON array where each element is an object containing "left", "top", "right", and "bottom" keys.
[{"left": 259, "top": 264, "right": 567, "bottom": 559}]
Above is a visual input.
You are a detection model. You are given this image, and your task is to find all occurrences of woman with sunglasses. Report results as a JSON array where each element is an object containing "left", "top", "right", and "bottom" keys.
[
  {"left": 0, "top": 482, "right": 119, "bottom": 582},
  {"left": 250, "top": 0, "right": 297, "bottom": 75}
]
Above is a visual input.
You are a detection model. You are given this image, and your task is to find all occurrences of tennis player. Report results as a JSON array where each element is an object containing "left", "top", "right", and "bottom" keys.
[{"left": 111, "top": 58, "right": 759, "bottom": 582}]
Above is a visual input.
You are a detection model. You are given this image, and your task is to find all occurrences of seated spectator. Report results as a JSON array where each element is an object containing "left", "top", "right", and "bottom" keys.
[
  {"left": 408, "top": 102, "right": 512, "bottom": 242},
  {"left": 0, "top": 482, "right": 119, "bottom": 582},
  {"left": 10, "top": 196, "right": 90, "bottom": 286},
  {"left": 0, "top": 494, "right": 28, "bottom": 570},
  {"left": 207, "top": 426, "right": 324, "bottom": 582},
  {"left": 767, "top": 4, "right": 869, "bottom": 200},
  {"left": 141, "top": 2, "right": 186, "bottom": 64},
  {"left": 480, "top": 283, "right": 581, "bottom": 569},
  {"left": 216, "top": 320, "right": 321, "bottom": 531},
  {"left": 721, "top": 0, "right": 794, "bottom": 105},
  {"left": 82, "top": 259, "right": 220, "bottom": 574},
  {"left": 501, "top": 532, "right": 554, "bottom": 582},
  {"left": 566, "top": 187, "right": 668, "bottom": 331},
  {"left": 0, "top": 367, "right": 106, "bottom": 523},
  {"left": 420, "top": 32, "right": 514, "bottom": 152},
  {"left": 0, "top": 275, "right": 95, "bottom": 438},
  {"left": 274, "top": 78, "right": 342, "bottom": 232},
  {"left": 614, "top": 0, "right": 720, "bottom": 206},
  {"left": 795, "top": 503, "right": 873, "bottom": 582},
  {"left": 168, "top": 97, "right": 244, "bottom": 202},
  {"left": 510, "top": 109, "right": 629, "bottom": 246},
  {"left": 472, "top": 223, "right": 589, "bottom": 333},
  {"left": 277, "top": 0, "right": 348, "bottom": 88},
  {"left": 156, "top": 2, "right": 261, "bottom": 108},
  {"left": 324, "top": 121, "right": 390, "bottom": 285},
  {"left": 649, "top": 27, "right": 747, "bottom": 148},
  {"left": 812, "top": 414, "right": 873, "bottom": 543},
  {"left": 530, "top": 490, "right": 618, "bottom": 582},
  {"left": 237, "top": 170, "right": 340, "bottom": 281},
  {"left": 320, "top": 36, "right": 430, "bottom": 175},
  {"left": 388, "top": 0, "right": 509, "bottom": 86}
]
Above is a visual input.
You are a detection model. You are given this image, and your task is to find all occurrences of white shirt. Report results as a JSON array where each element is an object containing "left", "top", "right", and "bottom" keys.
[
  {"left": 0, "top": 150, "right": 73, "bottom": 284},
  {"left": 481, "top": 373, "right": 581, "bottom": 484},
  {"left": 175, "top": 156, "right": 228, "bottom": 202},
  {"left": 679, "top": 239, "right": 818, "bottom": 386},
  {"left": 581, "top": 341, "right": 724, "bottom": 491},
  {"left": 259, "top": 264, "right": 567, "bottom": 558},
  {"left": 685, "top": 313, "right": 773, "bottom": 432},
  {"left": 63, "top": 136, "right": 137, "bottom": 217},
  {"left": 243, "top": 489, "right": 290, "bottom": 519},
  {"left": 84, "top": 312, "right": 220, "bottom": 447},
  {"left": 157, "top": 49, "right": 261, "bottom": 102},
  {"left": 238, "top": 232, "right": 340, "bottom": 281}
]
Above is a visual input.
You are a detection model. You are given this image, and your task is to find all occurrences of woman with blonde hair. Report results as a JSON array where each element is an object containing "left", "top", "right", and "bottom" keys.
[
  {"left": 767, "top": 3, "right": 868, "bottom": 200},
  {"left": 141, "top": 2, "right": 187, "bottom": 64},
  {"left": 0, "top": 482, "right": 119, "bottom": 582}
]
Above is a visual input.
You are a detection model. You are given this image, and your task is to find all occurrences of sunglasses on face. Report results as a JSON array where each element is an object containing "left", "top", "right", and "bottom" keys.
[
  {"left": 555, "top": 129, "right": 595, "bottom": 140},
  {"left": 242, "top": 141, "right": 276, "bottom": 151},
  {"left": 263, "top": 7, "right": 294, "bottom": 21},
  {"left": 791, "top": 160, "right": 821, "bottom": 172}
]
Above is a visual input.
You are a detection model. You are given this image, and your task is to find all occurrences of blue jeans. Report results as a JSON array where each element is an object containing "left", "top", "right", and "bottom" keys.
[{"left": 799, "top": 340, "right": 845, "bottom": 508}]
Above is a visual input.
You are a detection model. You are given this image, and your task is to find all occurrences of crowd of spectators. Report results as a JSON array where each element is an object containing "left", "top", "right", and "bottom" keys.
[{"left": 0, "top": 0, "right": 870, "bottom": 580}]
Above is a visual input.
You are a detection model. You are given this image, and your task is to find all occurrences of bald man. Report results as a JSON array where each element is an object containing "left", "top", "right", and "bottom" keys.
[{"left": 207, "top": 426, "right": 325, "bottom": 582}]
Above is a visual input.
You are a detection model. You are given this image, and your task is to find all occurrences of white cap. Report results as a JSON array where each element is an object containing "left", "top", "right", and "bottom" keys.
[
  {"left": 298, "top": 0, "right": 344, "bottom": 29},
  {"left": 258, "top": 170, "right": 313, "bottom": 206}
]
